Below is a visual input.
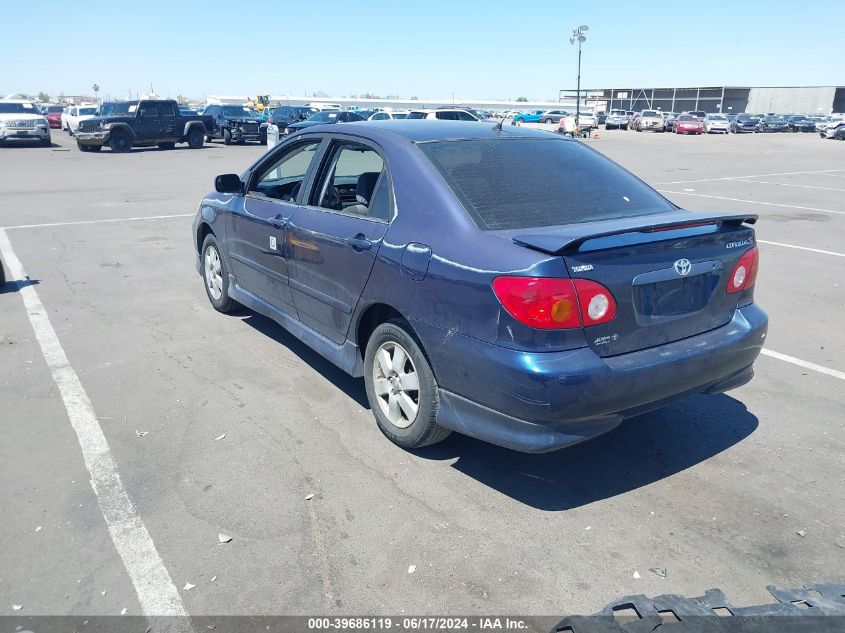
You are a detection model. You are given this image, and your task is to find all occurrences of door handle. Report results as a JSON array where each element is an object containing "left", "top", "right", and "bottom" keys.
[
  {"left": 269, "top": 215, "right": 287, "bottom": 229},
  {"left": 347, "top": 234, "right": 372, "bottom": 251}
]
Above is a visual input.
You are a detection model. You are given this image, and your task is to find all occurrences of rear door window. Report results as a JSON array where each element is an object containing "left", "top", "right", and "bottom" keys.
[{"left": 419, "top": 138, "right": 674, "bottom": 230}]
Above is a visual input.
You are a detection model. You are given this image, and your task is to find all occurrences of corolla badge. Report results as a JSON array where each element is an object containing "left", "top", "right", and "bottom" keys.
[{"left": 673, "top": 258, "right": 692, "bottom": 276}]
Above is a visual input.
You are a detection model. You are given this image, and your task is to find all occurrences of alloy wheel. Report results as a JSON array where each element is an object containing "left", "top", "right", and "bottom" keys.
[
  {"left": 204, "top": 245, "right": 223, "bottom": 301},
  {"left": 372, "top": 341, "right": 420, "bottom": 429}
]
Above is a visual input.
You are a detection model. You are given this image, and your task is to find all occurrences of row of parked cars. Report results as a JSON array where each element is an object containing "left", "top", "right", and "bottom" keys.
[{"left": 603, "top": 108, "right": 844, "bottom": 137}]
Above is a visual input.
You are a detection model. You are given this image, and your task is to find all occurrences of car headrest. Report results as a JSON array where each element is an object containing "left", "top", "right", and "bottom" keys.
[{"left": 356, "top": 172, "right": 381, "bottom": 205}]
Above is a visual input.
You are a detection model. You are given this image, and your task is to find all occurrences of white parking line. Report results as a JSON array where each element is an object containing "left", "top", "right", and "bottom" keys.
[
  {"left": 762, "top": 349, "right": 845, "bottom": 381},
  {"left": 0, "top": 228, "right": 190, "bottom": 619},
  {"left": 732, "top": 179, "right": 845, "bottom": 192},
  {"left": 655, "top": 169, "right": 845, "bottom": 185},
  {"left": 2, "top": 213, "right": 194, "bottom": 231},
  {"left": 757, "top": 240, "right": 845, "bottom": 258},
  {"left": 657, "top": 190, "right": 845, "bottom": 215}
]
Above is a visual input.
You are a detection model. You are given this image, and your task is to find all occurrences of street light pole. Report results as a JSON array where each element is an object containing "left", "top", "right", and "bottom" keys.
[{"left": 570, "top": 25, "right": 588, "bottom": 128}]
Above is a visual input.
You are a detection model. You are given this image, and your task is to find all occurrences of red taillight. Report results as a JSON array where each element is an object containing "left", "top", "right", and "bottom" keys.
[
  {"left": 492, "top": 277, "right": 616, "bottom": 329},
  {"left": 727, "top": 246, "right": 759, "bottom": 293}
]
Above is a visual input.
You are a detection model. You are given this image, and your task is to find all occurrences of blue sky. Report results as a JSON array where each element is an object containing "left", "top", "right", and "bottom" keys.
[{"left": 3, "top": 0, "right": 842, "bottom": 101}]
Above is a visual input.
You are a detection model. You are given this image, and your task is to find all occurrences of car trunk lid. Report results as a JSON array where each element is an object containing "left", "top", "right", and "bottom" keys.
[{"left": 505, "top": 211, "right": 758, "bottom": 357}]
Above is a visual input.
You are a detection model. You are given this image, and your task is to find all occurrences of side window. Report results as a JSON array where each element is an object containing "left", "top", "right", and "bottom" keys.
[
  {"left": 372, "top": 112, "right": 388, "bottom": 121},
  {"left": 456, "top": 111, "right": 476, "bottom": 121},
  {"left": 249, "top": 140, "right": 322, "bottom": 201},
  {"left": 139, "top": 102, "right": 159, "bottom": 118},
  {"left": 311, "top": 142, "right": 387, "bottom": 219},
  {"left": 161, "top": 102, "right": 178, "bottom": 117},
  {"left": 435, "top": 111, "right": 456, "bottom": 120}
]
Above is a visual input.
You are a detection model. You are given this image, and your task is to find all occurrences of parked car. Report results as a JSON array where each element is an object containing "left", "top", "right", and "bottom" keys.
[
  {"left": 674, "top": 114, "right": 704, "bottom": 135},
  {"left": 511, "top": 110, "right": 545, "bottom": 124},
  {"left": 604, "top": 109, "right": 629, "bottom": 130},
  {"left": 635, "top": 110, "right": 665, "bottom": 132},
  {"left": 811, "top": 115, "right": 829, "bottom": 132},
  {"left": 540, "top": 110, "right": 569, "bottom": 124},
  {"left": 409, "top": 109, "right": 480, "bottom": 121},
  {"left": 703, "top": 113, "right": 730, "bottom": 134},
  {"left": 42, "top": 104, "right": 64, "bottom": 128},
  {"left": 786, "top": 115, "right": 816, "bottom": 132},
  {"left": 194, "top": 121, "right": 766, "bottom": 453},
  {"left": 286, "top": 110, "right": 364, "bottom": 133},
  {"left": 820, "top": 118, "right": 845, "bottom": 140},
  {"left": 575, "top": 112, "right": 597, "bottom": 129},
  {"left": 758, "top": 116, "right": 788, "bottom": 132},
  {"left": 180, "top": 108, "right": 199, "bottom": 116},
  {"left": 730, "top": 114, "right": 759, "bottom": 133},
  {"left": 0, "top": 100, "right": 51, "bottom": 146},
  {"left": 626, "top": 111, "right": 636, "bottom": 126},
  {"left": 203, "top": 104, "right": 268, "bottom": 145},
  {"left": 596, "top": 111, "right": 607, "bottom": 125},
  {"left": 65, "top": 105, "right": 98, "bottom": 135},
  {"left": 269, "top": 105, "right": 317, "bottom": 134},
  {"left": 664, "top": 113, "right": 677, "bottom": 132},
  {"left": 74, "top": 99, "right": 211, "bottom": 152}
]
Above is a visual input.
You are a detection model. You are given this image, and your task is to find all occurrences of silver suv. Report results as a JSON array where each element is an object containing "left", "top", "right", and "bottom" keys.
[{"left": 604, "top": 109, "right": 629, "bottom": 130}]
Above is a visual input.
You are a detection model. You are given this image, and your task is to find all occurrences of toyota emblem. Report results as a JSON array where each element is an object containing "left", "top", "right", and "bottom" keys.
[{"left": 674, "top": 258, "right": 692, "bottom": 276}]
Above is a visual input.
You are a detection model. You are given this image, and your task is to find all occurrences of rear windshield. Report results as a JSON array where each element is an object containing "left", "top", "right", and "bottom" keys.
[{"left": 419, "top": 138, "right": 674, "bottom": 230}]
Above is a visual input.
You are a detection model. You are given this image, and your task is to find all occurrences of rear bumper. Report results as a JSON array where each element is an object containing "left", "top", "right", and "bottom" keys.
[{"left": 418, "top": 304, "right": 768, "bottom": 453}]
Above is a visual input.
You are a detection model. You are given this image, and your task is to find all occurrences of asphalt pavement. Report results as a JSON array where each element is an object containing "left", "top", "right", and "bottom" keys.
[{"left": 0, "top": 128, "right": 842, "bottom": 620}]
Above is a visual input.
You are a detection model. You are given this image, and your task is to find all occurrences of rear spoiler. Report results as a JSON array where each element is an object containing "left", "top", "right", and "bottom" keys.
[{"left": 510, "top": 211, "right": 757, "bottom": 255}]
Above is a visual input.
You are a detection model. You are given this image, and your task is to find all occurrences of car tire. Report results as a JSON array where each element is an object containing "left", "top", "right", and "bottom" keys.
[
  {"left": 77, "top": 141, "right": 89, "bottom": 152},
  {"left": 157, "top": 142, "right": 176, "bottom": 150},
  {"left": 364, "top": 319, "right": 451, "bottom": 450},
  {"left": 543, "top": 118, "right": 553, "bottom": 124},
  {"left": 206, "top": 135, "right": 214, "bottom": 143},
  {"left": 88, "top": 145, "right": 102, "bottom": 152},
  {"left": 40, "top": 136, "right": 52, "bottom": 147},
  {"left": 622, "top": 124, "right": 628, "bottom": 130},
  {"left": 186, "top": 127, "right": 204, "bottom": 149},
  {"left": 223, "top": 128, "right": 232, "bottom": 145},
  {"left": 201, "top": 234, "right": 238, "bottom": 313},
  {"left": 109, "top": 131, "right": 131, "bottom": 153}
]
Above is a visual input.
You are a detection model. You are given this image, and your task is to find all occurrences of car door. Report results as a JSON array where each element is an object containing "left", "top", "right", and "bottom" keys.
[
  {"left": 157, "top": 101, "right": 180, "bottom": 141},
  {"left": 226, "top": 138, "right": 324, "bottom": 316},
  {"left": 137, "top": 102, "right": 162, "bottom": 140},
  {"left": 287, "top": 138, "right": 392, "bottom": 344}
]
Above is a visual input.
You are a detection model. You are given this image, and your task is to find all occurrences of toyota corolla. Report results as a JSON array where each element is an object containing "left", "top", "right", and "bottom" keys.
[{"left": 192, "top": 121, "right": 767, "bottom": 453}]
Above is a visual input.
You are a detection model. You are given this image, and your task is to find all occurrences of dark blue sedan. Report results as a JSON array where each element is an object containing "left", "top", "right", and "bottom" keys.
[{"left": 192, "top": 121, "right": 767, "bottom": 452}]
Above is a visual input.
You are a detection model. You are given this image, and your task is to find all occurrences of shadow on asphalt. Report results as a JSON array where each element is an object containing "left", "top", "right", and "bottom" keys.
[
  {"left": 415, "top": 394, "right": 758, "bottom": 511},
  {"left": 240, "top": 312, "right": 370, "bottom": 409},
  {"left": 0, "top": 278, "right": 40, "bottom": 295},
  {"left": 237, "top": 311, "right": 758, "bottom": 511}
]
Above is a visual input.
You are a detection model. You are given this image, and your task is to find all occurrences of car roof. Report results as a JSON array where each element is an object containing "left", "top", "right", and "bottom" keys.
[{"left": 294, "top": 120, "right": 564, "bottom": 143}]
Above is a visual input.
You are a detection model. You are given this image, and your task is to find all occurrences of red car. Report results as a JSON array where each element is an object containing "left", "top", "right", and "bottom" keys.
[
  {"left": 42, "top": 104, "right": 65, "bottom": 128},
  {"left": 674, "top": 114, "right": 704, "bottom": 135}
]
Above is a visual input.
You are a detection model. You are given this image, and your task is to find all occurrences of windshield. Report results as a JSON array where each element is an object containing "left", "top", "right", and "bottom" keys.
[
  {"left": 99, "top": 102, "right": 139, "bottom": 116},
  {"left": 0, "top": 102, "right": 38, "bottom": 114},
  {"left": 306, "top": 111, "right": 339, "bottom": 122},
  {"left": 765, "top": 116, "right": 785, "bottom": 122},
  {"left": 708, "top": 114, "right": 727, "bottom": 120},
  {"left": 78, "top": 108, "right": 97, "bottom": 116},
  {"left": 419, "top": 139, "right": 674, "bottom": 230},
  {"left": 642, "top": 111, "right": 659, "bottom": 117},
  {"left": 222, "top": 106, "right": 261, "bottom": 118}
]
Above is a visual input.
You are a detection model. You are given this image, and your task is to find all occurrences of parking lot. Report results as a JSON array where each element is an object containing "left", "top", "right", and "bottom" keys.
[{"left": 1, "top": 129, "right": 842, "bottom": 619}]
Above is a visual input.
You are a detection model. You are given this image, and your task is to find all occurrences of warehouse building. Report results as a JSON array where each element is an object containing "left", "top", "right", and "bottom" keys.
[{"left": 559, "top": 86, "right": 845, "bottom": 115}]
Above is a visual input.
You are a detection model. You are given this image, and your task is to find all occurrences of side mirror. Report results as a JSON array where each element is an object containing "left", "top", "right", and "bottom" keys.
[{"left": 215, "top": 174, "right": 243, "bottom": 194}]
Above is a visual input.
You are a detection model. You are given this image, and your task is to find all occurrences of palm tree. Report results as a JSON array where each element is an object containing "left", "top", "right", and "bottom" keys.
[{"left": 92, "top": 83, "right": 100, "bottom": 102}]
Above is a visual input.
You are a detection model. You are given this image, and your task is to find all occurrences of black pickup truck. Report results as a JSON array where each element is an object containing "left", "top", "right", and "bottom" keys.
[{"left": 74, "top": 99, "right": 212, "bottom": 152}]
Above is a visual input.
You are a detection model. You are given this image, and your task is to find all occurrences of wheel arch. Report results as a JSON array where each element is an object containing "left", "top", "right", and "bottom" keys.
[
  {"left": 109, "top": 122, "right": 135, "bottom": 140},
  {"left": 196, "top": 221, "right": 215, "bottom": 255}
]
